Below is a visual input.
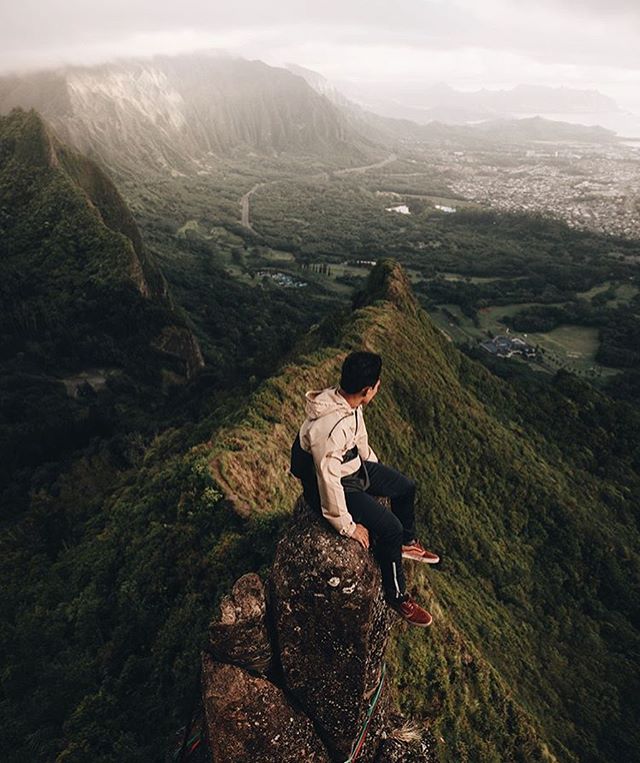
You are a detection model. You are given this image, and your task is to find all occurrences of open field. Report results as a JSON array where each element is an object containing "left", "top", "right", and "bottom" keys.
[
  {"left": 428, "top": 301, "right": 618, "bottom": 378},
  {"left": 576, "top": 279, "right": 639, "bottom": 305},
  {"left": 214, "top": 243, "right": 426, "bottom": 295}
]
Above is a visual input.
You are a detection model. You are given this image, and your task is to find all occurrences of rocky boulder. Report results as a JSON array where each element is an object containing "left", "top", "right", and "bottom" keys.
[
  {"left": 268, "top": 497, "right": 396, "bottom": 761},
  {"left": 207, "top": 572, "right": 272, "bottom": 675},
  {"left": 201, "top": 495, "right": 437, "bottom": 762},
  {"left": 201, "top": 654, "right": 330, "bottom": 763}
]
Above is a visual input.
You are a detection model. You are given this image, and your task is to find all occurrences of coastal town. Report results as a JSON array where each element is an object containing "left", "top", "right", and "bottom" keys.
[{"left": 417, "top": 140, "right": 640, "bottom": 239}]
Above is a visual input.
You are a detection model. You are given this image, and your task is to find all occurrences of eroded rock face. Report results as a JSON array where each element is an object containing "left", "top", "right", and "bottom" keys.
[
  {"left": 201, "top": 654, "right": 330, "bottom": 763},
  {"left": 207, "top": 572, "right": 273, "bottom": 675},
  {"left": 268, "top": 497, "right": 397, "bottom": 762},
  {"left": 201, "top": 496, "right": 435, "bottom": 762},
  {"left": 150, "top": 324, "right": 205, "bottom": 380}
]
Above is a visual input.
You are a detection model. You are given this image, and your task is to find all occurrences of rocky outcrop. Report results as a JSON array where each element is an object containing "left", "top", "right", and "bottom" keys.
[
  {"left": 207, "top": 572, "right": 272, "bottom": 675},
  {"left": 201, "top": 496, "right": 437, "bottom": 762},
  {"left": 269, "top": 498, "right": 396, "bottom": 761},
  {"left": 150, "top": 324, "right": 205, "bottom": 381},
  {"left": 201, "top": 655, "right": 330, "bottom": 763}
]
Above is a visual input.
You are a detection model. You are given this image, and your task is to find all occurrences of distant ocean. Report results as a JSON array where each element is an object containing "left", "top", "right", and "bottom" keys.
[{"left": 512, "top": 111, "right": 640, "bottom": 138}]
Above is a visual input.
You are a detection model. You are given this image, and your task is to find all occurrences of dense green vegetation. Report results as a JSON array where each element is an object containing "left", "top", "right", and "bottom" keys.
[
  {"left": 249, "top": 176, "right": 637, "bottom": 280},
  {"left": 114, "top": 123, "right": 639, "bottom": 389},
  {"left": 3, "top": 217, "right": 639, "bottom": 760},
  {"left": 0, "top": 109, "right": 348, "bottom": 759},
  {"left": 247, "top": 177, "right": 639, "bottom": 387},
  {"left": 182, "top": 261, "right": 640, "bottom": 762},
  {"left": 123, "top": 153, "right": 640, "bottom": 393},
  {"left": 142, "top": 233, "right": 342, "bottom": 388},
  {"left": 0, "top": 421, "right": 288, "bottom": 761},
  {"left": 0, "top": 109, "right": 340, "bottom": 523},
  {"left": 0, "top": 108, "right": 199, "bottom": 520},
  {"left": 3, "top": 102, "right": 640, "bottom": 761},
  {"left": 0, "top": 110, "right": 176, "bottom": 371}
]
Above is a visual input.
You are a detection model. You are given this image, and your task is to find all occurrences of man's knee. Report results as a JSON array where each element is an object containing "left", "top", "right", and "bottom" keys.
[
  {"left": 378, "top": 511, "right": 403, "bottom": 545},
  {"left": 367, "top": 461, "right": 416, "bottom": 499},
  {"left": 401, "top": 475, "right": 416, "bottom": 498}
]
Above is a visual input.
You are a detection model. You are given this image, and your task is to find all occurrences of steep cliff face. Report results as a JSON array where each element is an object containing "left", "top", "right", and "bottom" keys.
[
  {"left": 202, "top": 258, "right": 639, "bottom": 761},
  {"left": 0, "top": 106, "right": 203, "bottom": 381},
  {"left": 202, "top": 496, "right": 437, "bottom": 762},
  {"left": 0, "top": 53, "right": 376, "bottom": 179}
]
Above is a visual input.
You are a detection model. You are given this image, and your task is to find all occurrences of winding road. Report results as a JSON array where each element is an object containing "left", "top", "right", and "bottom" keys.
[
  {"left": 240, "top": 182, "right": 267, "bottom": 232},
  {"left": 239, "top": 153, "right": 398, "bottom": 232}
]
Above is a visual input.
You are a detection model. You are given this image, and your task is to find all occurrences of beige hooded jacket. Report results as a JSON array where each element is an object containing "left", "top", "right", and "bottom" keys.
[{"left": 298, "top": 385, "right": 379, "bottom": 538}]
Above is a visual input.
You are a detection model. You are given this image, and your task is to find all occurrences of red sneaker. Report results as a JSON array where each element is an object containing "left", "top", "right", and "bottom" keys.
[
  {"left": 401, "top": 539, "right": 440, "bottom": 564},
  {"left": 392, "top": 595, "right": 433, "bottom": 627}
]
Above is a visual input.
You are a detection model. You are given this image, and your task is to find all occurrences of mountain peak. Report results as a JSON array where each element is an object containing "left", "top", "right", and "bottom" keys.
[
  {"left": 354, "top": 258, "right": 418, "bottom": 312},
  {"left": 202, "top": 497, "right": 437, "bottom": 761},
  {"left": 1, "top": 106, "right": 60, "bottom": 169}
]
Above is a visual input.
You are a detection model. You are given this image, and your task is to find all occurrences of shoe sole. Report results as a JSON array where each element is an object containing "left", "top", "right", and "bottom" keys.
[{"left": 401, "top": 552, "right": 440, "bottom": 564}]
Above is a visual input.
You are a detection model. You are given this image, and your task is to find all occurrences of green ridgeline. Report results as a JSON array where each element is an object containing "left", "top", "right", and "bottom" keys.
[
  {"left": 0, "top": 106, "right": 194, "bottom": 380},
  {"left": 205, "top": 258, "right": 640, "bottom": 762},
  {"left": 1, "top": 258, "right": 638, "bottom": 762},
  {"left": 0, "top": 107, "right": 203, "bottom": 519}
]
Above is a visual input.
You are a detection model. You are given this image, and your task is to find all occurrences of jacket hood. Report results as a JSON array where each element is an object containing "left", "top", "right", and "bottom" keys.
[{"left": 304, "top": 385, "right": 354, "bottom": 419}]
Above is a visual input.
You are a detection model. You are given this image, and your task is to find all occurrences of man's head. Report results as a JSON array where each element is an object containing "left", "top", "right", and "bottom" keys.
[{"left": 339, "top": 351, "right": 382, "bottom": 406}]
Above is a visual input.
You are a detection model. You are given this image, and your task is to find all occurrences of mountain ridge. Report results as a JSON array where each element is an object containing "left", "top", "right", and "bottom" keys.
[
  {"left": 1, "top": 257, "right": 637, "bottom": 760},
  {"left": 336, "top": 80, "right": 621, "bottom": 124},
  {"left": 286, "top": 64, "right": 618, "bottom": 146},
  {"left": 204, "top": 258, "right": 639, "bottom": 761},
  {"left": 0, "top": 53, "right": 378, "bottom": 180},
  {"left": 0, "top": 106, "right": 203, "bottom": 380}
]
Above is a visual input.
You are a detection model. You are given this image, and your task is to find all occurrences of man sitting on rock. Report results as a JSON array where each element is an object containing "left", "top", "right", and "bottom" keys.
[{"left": 290, "top": 350, "right": 439, "bottom": 627}]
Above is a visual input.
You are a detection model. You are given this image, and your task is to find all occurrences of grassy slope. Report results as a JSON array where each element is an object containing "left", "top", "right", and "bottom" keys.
[
  {"left": 3, "top": 258, "right": 637, "bottom": 760},
  {"left": 205, "top": 259, "right": 640, "bottom": 762}
]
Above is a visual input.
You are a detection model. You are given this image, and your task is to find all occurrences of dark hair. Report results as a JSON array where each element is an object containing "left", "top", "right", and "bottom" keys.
[{"left": 340, "top": 351, "right": 382, "bottom": 394}]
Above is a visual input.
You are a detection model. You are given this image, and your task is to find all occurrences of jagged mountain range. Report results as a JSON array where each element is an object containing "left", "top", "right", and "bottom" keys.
[
  {"left": 0, "top": 52, "right": 376, "bottom": 180},
  {"left": 0, "top": 52, "right": 618, "bottom": 187},
  {"left": 335, "top": 80, "right": 621, "bottom": 124},
  {"left": 288, "top": 62, "right": 617, "bottom": 144}
]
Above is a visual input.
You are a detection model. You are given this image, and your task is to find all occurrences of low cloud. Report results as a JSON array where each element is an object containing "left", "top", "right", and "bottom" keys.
[{"left": 1, "top": 0, "right": 638, "bottom": 108}]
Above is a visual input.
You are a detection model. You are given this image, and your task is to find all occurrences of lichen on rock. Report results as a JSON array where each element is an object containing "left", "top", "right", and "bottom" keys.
[
  {"left": 268, "top": 496, "right": 396, "bottom": 761},
  {"left": 200, "top": 495, "right": 437, "bottom": 762},
  {"left": 201, "top": 655, "right": 330, "bottom": 763}
]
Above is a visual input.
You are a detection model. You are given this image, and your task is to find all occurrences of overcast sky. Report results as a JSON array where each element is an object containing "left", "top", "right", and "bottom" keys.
[{"left": 1, "top": 0, "right": 639, "bottom": 109}]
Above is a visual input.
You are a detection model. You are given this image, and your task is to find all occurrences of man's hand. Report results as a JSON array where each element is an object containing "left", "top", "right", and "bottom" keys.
[{"left": 351, "top": 523, "right": 370, "bottom": 550}]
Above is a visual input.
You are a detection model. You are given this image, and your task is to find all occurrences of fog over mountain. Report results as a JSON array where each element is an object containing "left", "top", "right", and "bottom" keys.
[
  {"left": 1, "top": 0, "right": 639, "bottom": 132},
  {"left": 1, "top": 51, "right": 621, "bottom": 190},
  {"left": 0, "top": 53, "right": 377, "bottom": 179}
]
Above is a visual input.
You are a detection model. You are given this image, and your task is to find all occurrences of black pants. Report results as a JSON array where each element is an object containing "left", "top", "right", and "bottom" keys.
[{"left": 302, "top": 460, "right": 417, "bottom": 604}]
